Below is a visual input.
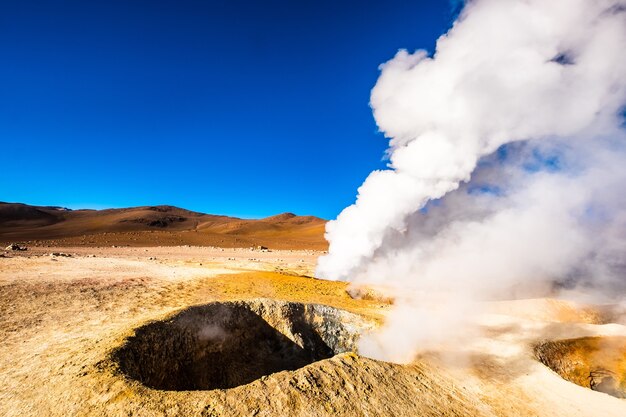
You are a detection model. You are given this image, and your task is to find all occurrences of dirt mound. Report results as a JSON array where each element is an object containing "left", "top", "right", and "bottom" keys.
[
  {"left": 111, "top": 299, "right": 372, "bottom": 390},
  {"left": 534, "top": 336, "right": 626, "bottom": 398},
  {"left": 262, "top": 212, "right": 297, "bottom": 222},
  {"left": 0, "top": 202, "right": 61, "bottom": 226}
]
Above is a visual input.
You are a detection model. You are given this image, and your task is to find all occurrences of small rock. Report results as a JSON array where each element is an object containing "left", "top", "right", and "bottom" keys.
[{"left": 5, "top": 243, "right": 27, "bottom": 251}]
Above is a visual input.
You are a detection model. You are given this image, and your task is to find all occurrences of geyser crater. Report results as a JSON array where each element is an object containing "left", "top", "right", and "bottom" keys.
[
  {"left": 111, "top": 299, "right": 372, "bottom": 391},
  {"left": 534, "top": 336, "right": 626, "bottom": 399}
]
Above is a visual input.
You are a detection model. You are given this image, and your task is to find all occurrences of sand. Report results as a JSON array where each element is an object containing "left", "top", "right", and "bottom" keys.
[{"left": 1, "top": 246, "right": 625, "bottom": 416}]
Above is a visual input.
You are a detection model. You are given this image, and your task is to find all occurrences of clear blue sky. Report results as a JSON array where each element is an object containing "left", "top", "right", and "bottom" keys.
[{"left": 0, "top": 0, "right": 455, "bottom": 219}]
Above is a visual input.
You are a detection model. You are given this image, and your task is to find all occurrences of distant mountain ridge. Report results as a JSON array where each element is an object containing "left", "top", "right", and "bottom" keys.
[{"left": 0, "top": 202, "right": 328, "bottom": 250}]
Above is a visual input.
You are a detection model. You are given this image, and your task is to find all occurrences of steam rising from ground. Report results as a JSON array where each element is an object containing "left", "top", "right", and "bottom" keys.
[{"left": 316, "top": 0, "right": 626, "bottom": 362}]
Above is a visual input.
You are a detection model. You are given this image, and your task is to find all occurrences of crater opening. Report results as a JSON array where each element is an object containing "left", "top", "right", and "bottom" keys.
[
  {"left": 534, "top": 336, "right": 626, "bottom": 398},
  {"left": 111, "top": 299, "right": 371, "bottom": 391}
]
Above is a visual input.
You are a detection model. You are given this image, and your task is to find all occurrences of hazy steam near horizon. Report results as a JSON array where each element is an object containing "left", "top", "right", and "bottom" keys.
[{"left": 316, "top": 0, "right": 626, "bottom": 362}]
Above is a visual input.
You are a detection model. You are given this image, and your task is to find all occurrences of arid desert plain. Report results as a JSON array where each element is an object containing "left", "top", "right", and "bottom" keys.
[{"left": 1, "top": 204, "right": 626, "bottom": 416}]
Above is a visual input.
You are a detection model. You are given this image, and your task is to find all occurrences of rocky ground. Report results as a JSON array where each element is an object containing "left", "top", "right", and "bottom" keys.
[{"left": 1, "top": 246, "right": 625, "bottom": 416}]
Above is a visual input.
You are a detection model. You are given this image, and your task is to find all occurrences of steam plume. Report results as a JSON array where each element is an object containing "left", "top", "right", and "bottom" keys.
[{"left": 316, "top": 0, "right": 626, "bottom": 362}]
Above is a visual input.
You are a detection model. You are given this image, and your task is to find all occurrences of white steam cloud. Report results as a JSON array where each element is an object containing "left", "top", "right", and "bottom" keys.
[{"left": 316, "top": 0, "right": 626, "bottom": 362}]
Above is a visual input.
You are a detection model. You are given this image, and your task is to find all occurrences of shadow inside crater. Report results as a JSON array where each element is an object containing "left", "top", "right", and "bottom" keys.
[{"left": 111, "top": 300, "right": 365, "bottom": 390}]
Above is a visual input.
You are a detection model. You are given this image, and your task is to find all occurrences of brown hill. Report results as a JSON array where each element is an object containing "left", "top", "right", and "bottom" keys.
[{"left": 0, "top": 202, "right": 327, "bottom": 250}]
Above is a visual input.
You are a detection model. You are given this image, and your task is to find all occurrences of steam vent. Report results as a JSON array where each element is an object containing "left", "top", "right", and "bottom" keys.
[
  {"left": 111, "top": 299, "right": 370, "bottom": 391},
  {"left": 534, "top": 336, "right": 626, "bottom": 399}
]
